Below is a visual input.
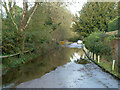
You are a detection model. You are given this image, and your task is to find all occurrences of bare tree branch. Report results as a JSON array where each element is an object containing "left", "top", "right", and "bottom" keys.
[
  {"left": 8, "top": 0, "right": 12, "bottom": 12},
  {"left": 23, "top": 2, "right": 39, "bottom": 31},
  {"left": 2, "top": 2, "right": 9, "bottom": 17},
  {"left": 2, "top": 1, "right": 19, "bottom": 30},
  {"left": 12, "top": 1, "right": 16, "bottom": 18},
  {"left": 20, "top": 1, "right": 28, "bottom": 31},
  {"left": 9, "top": 12, "right": 19, "bottom": 30}
]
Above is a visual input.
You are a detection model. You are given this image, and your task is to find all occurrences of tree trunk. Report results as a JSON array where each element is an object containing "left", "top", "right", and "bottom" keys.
[
  {"left": 20, "top": 2, "right": 39, "bottom": 51},
  {"left": 20, "top": 1, "right": 28, "bottom": 51},
  {"left": 12, "top": 2, "right": 16, "bottom": 19},
  {"left": 23, "top": 2, "right": 39, "bottom": 30},
  {"left": 8, "top": 2, "right": 12, "bottom": 12},
  {"left": 20, "top": 1, "right": 28, "bottom": 32}
]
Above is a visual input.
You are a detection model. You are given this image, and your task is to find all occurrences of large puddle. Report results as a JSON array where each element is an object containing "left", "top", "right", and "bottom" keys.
[
  {"left": 2, "top": 46, "right": 85, "bottom": 88},
  {"left": 2, "top": 43, "right": 118, "bottom": 88}
]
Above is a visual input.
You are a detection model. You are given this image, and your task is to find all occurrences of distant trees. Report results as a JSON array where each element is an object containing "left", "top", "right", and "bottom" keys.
[
  {"left": 72, "top": 2, "right": 118, "bottom": 38},
  {"left": 49, "top": 3, "right": 72, "bottom": 41},
  {"left": 27, "top": 3, "right": 72, "bottom": 43}
]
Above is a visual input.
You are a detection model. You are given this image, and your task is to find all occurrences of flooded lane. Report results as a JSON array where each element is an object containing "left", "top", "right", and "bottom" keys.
[
  {"left": 16, "top": 62, "right": 118, "bottom": 88},
  {"left": 3, "top": 47, "right": 84, "bottom": 88},
  {"left": 3, "top": 43, "right": 118, "bottom": 88}
]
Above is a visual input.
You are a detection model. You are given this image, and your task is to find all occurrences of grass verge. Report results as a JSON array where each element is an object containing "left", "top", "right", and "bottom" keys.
[{"left": 94, "top": 59, "right": 120, "bottom": 78}]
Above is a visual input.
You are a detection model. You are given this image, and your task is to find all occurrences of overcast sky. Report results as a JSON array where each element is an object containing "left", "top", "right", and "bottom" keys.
[
  {"left": 2, "top": 0, "right": 87, "bottom": 16},
  {"left": 67, "top": 0, "right": 87, "bottom": 15}
]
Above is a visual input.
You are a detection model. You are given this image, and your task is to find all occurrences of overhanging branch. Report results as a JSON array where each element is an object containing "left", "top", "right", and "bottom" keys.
[{"left": 23, "top": 3, "right": 39, "bottom": 31}]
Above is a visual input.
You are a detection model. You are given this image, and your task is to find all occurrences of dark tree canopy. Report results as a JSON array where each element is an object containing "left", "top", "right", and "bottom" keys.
[{"left": 72, "top": 2, "right": 118, "bottom": 37}]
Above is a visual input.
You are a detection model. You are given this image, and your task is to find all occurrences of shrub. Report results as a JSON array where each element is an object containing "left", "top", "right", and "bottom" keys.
[{"left": 84, "top": 32, "right": 112, "bottom": 56}]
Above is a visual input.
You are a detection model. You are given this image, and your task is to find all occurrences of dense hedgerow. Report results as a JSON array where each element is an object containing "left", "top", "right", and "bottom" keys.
[{"left": 84, "top": 32, "right": 112, "bottom": 56}]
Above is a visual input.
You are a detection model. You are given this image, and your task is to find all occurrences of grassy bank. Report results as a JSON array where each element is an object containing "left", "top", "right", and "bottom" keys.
[
  {"left": 94, "top": 58, "right": 120, "bottom": 78},
  {"left": 84, "top": 32, "right": 120, "bottom": 78},
  {"left": 84, "top": 48, "right": 120, "bottom": 78}
]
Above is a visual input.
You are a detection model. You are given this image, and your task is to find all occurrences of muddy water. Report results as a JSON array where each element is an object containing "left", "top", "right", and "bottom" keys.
[
  {"left": 16, "top": 62, "right": 118, "bottom": 88},
  {"left": 2, "top": 43, "right": 118, "bottom": 88},
  {"left": 2, "top": 47, "right": 84, "bottom": 88}
]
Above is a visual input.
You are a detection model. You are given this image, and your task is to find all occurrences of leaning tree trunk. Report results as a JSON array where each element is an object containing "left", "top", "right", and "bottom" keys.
[
  {"left": 20, "top": 2, "right": 39, "bottom": 51},
  {"left": 20, "top": 1, "right": 28, "bottom": 31},
  {"left": 20, "top": 1, "right": 28, "bottom": 51}
]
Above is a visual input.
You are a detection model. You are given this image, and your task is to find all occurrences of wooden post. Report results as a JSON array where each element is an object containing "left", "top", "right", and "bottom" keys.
[
  {"left": 89, "top": 52, "right": 91, "bottom": 58},
  {"left": 94, "top": 54, "right": 96, "bottom": 60},
  {"left": 112, "top": 60, "right": 115, "bottom": 71},
  {"left": 83, "top": 46, "right": 85, "bottom": 50},
  {"left": 84, "top": 47, "right": 87, "bottom": 52},
  {"left": 91, "top": 52, "right": 93, "bottom": 59},
  {"left": 82, "top": 54, "right": 85, "bottom": 59},
  {"left": 98, "top": 55, "right": 100, "bottom": 63},
  {"left": 92, "top": 52, "right": 94, "bottom": 59},
  {"left": 86, "top": 49, "right": 87, "bottom": 53}
]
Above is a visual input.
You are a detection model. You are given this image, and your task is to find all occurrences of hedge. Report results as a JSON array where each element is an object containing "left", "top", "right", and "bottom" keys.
[{"left": 84, "top": 32, "right": 112, "bottom": 56}]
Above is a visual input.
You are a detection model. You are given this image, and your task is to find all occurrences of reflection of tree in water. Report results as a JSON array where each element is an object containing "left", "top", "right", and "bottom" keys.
[
  {"left": 3, "top": 48, "right": 83, "bottom": 87},
  {"left": 70, "top": 48, "right": 84, "bottom": 62}
]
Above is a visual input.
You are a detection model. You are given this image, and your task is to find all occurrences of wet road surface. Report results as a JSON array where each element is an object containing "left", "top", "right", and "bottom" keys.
[
  {"left": 16, "top": 62, "right": 118, "bottom": 88},
  {"left": 16, "top": 43, "right": 118, "bottom": 88},
  {"left": 2, "top": 43, "right": 118, "bottom": 88}
]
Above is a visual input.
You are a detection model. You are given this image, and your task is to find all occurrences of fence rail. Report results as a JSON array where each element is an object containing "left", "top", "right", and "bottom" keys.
[{"left": 0, "top": 50, "right": 33, "bottom": 59}]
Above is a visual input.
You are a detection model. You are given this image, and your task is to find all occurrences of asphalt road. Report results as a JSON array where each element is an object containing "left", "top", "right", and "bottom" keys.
[
  {"left": 16, "top": 62, "right": 118, "bottom": 88},
  {"left": 16, "top": 43, "right": 118, "bottom": 88}
]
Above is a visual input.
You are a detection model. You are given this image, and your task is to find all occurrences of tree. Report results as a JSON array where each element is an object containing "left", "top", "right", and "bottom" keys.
[
  {"left": 27, "top": 2, "right": 72, "bottom": 42},
  {"left": 72, "top": 2, "right": 118, "bottom": 37},
  {"left": 2, "top": 0, "right": 39, "bottom": 53},
  {"left": 2, "top": 2, "right": 72, "bottom": 55},
  {"left": 20, "top": 1, "right": 39, "bottom": 51}
]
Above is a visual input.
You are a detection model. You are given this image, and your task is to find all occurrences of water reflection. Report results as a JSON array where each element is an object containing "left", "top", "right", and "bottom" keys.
[
  {"left": 70, "top": 53, "right": 81, "bottom": 62},
  {"left": 3, "top": 47, "right": 84, "bottom": 87}
]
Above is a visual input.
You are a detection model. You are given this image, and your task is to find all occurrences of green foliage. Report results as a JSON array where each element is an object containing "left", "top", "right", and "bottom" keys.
[
  {"left": 105, "top": 34, "right": 116, "bottom": 42},
  {"left": 2, "top": 18, "right": 22, "bottom": 55},
  {"left": 72, "top": 2, "right": 118, "bottom": 37},
  {"left": 2, "top": 52, "right": 40, "bottom": 68},
  {"left": 45, "top": 17, "right": 53, "bottom": 25},
  {"left": 2, "top": 5, "right": 23, "bottom": 55},
  {"left": 108, "top": 17, "right": 120, "bottom": 32},
  {"left": 94, "top": 60, "right": 120, "bottom": 77},
  {"left": 2, "top": 3, "right": 72, "bottom": 55},
  {"left": 84, "top": 32, "right": 112, "bottom": 56},
  {"left": 2, "top": 3, "right": 72, "bottom": 68}
]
